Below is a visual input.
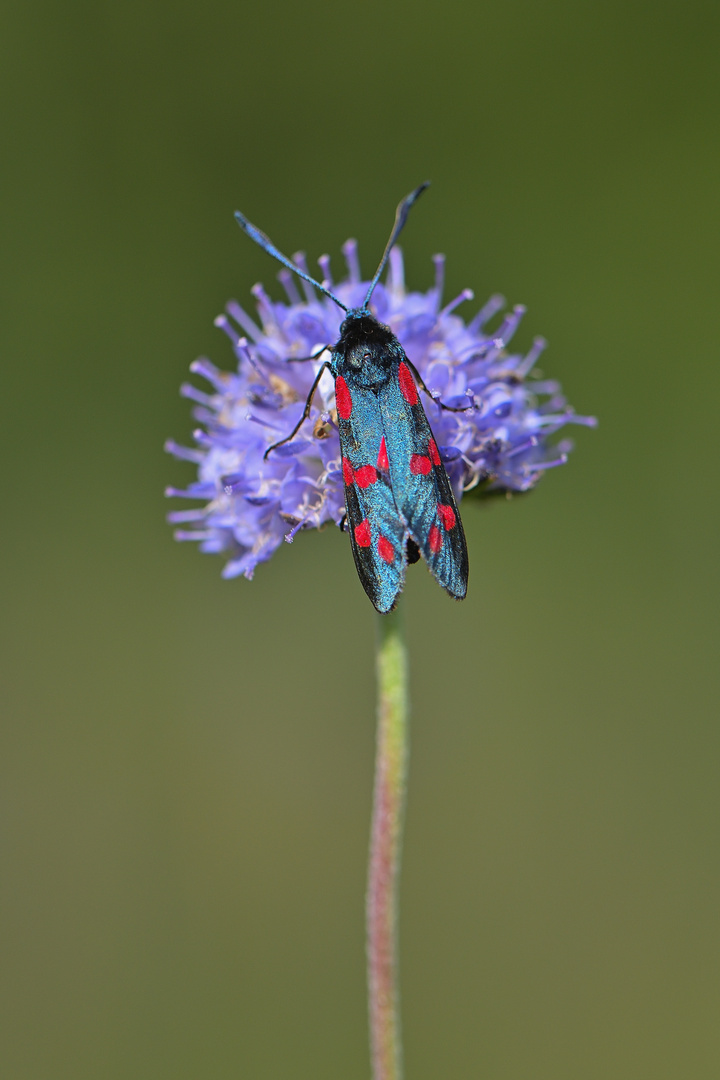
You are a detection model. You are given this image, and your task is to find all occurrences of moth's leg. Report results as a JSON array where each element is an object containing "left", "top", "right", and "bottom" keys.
[
  {"left": 338, "top": 513, "right": 348, "bottom": 533},
  {"left": 404, "top": 358, "right": 473, "bottom": 413},
  {"left": 285, "top": 345, "right": 330, "bottom": 363},
  {"left": 264, "top": 361, "right": 333, "bottom": 459}
]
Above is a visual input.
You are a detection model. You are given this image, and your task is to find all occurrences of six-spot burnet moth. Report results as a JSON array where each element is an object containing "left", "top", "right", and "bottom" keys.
[{"left": 234, "top": 183, "right": 469, "bottom": 613}]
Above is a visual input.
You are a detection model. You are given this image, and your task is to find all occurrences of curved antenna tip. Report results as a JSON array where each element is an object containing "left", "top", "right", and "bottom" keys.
[
  {"left": 363, "top": 182, "right": 432, "bottom": 308},
  {"left": 233, "top": 207, "right": 347, "bottom": 313}
]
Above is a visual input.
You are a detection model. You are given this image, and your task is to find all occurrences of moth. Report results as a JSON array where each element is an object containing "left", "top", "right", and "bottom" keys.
[{"left": 235, "top": 183, "right": 469, "bottom": 613}]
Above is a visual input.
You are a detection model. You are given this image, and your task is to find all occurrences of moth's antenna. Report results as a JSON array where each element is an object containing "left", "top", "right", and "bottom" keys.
[
  {"left": 363, "top": 182, "right": 430, "bottom": 309},
  {"left": 234, "top": 210, "right": 348, "bottom": 313}
]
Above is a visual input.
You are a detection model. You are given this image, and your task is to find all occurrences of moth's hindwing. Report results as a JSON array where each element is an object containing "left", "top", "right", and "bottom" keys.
[
  {"left": 378, "top": 359, "right": 468, "bottom": 600},
  {"left": 335, "top": 375, "right": 406, "bottom": 613}
]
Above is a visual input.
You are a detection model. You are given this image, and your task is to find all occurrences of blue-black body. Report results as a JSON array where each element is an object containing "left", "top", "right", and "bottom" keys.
[
  {"left": 329, "top": 311, "right": 468, "bottom": 613},
  {"left": 234, "top": 182, "right": 469, "bottom": 612}
]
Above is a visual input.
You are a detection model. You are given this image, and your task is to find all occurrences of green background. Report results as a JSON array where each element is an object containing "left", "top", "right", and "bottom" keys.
[{"left": 2, "top": 1, "right": 719, "bottom": 1077}]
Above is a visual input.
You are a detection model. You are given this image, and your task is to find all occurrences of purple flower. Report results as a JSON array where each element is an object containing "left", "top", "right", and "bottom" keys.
[{"left": 166, "top": 243, "right": 596, "bottom": 581}]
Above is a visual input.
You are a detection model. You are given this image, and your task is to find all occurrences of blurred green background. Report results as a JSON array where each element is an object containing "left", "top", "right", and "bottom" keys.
[{"left": 2, "top": 0, "right": 719, "bottom": 1077}]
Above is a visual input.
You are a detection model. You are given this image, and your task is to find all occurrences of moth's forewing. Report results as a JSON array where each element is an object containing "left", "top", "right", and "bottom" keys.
[
  {"left": 335, "top": 374, "right": 406, "bottom": 613},
  {"left": 378, "top": 359, "right": 468, "bottom": 601}
]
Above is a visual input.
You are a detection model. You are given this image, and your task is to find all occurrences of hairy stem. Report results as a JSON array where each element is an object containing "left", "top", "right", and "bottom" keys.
[{"left": 367, "top": 607, "right": 409, "bottom": 1080}]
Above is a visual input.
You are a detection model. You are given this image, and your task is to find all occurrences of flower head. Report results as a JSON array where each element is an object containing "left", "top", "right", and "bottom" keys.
[{"left": 166, "top": 242, "right": 595, "bottom": 581}]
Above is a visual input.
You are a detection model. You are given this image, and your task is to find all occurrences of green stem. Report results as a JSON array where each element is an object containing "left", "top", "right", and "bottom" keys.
[{"left": 367, "top": 606, "right": 409, "bottom": 1080}]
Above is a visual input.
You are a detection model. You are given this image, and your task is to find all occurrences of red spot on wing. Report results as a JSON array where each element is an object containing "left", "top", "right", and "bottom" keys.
[
  {"left": 398, "top": 362, "right": 419, "bottom": 405},
  {"left": 377, "top": 535, "right": 395, "bottom": 563},
  {"left": 342, "top": 457, "right": 354, "bottom": 486},
  {"left": 354, "top": 519, "right": 371, "bottom": 547},
  {"left": 437, "top": 503, "right": 456, "bottom": 530},
  {"left": 335, "top": 376, "right": 353, "bottom": 419},
  {"left": 410, "top": 454, "right": 432, "bottom": 475},
  {"left": 428, "top": 438, "right": 441, "bottom": 466},
  {"left": 377, "top": 437, "right": 389, "bottom": 471},
  {"left": 428, "top": 525, "right": 443, "bottom": 553},
  {"left": 354, "top": 465, "right": 378, "bottom": 488}
]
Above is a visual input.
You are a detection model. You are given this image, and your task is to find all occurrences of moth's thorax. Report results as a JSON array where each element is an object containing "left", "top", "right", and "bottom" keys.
[{"left": 333, "top": 308, "right": 401, "bottom": 388}]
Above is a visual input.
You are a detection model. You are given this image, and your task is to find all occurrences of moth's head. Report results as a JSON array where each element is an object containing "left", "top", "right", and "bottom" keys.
[
  {"left": 338, "top": 309, "right": 393, "bottom": 345},
  {"left": 340, "top": 307, "right": 373, "bottom": 332},
  {"left": 336, "top": 309, "right": 397, "bottom": 376}
]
